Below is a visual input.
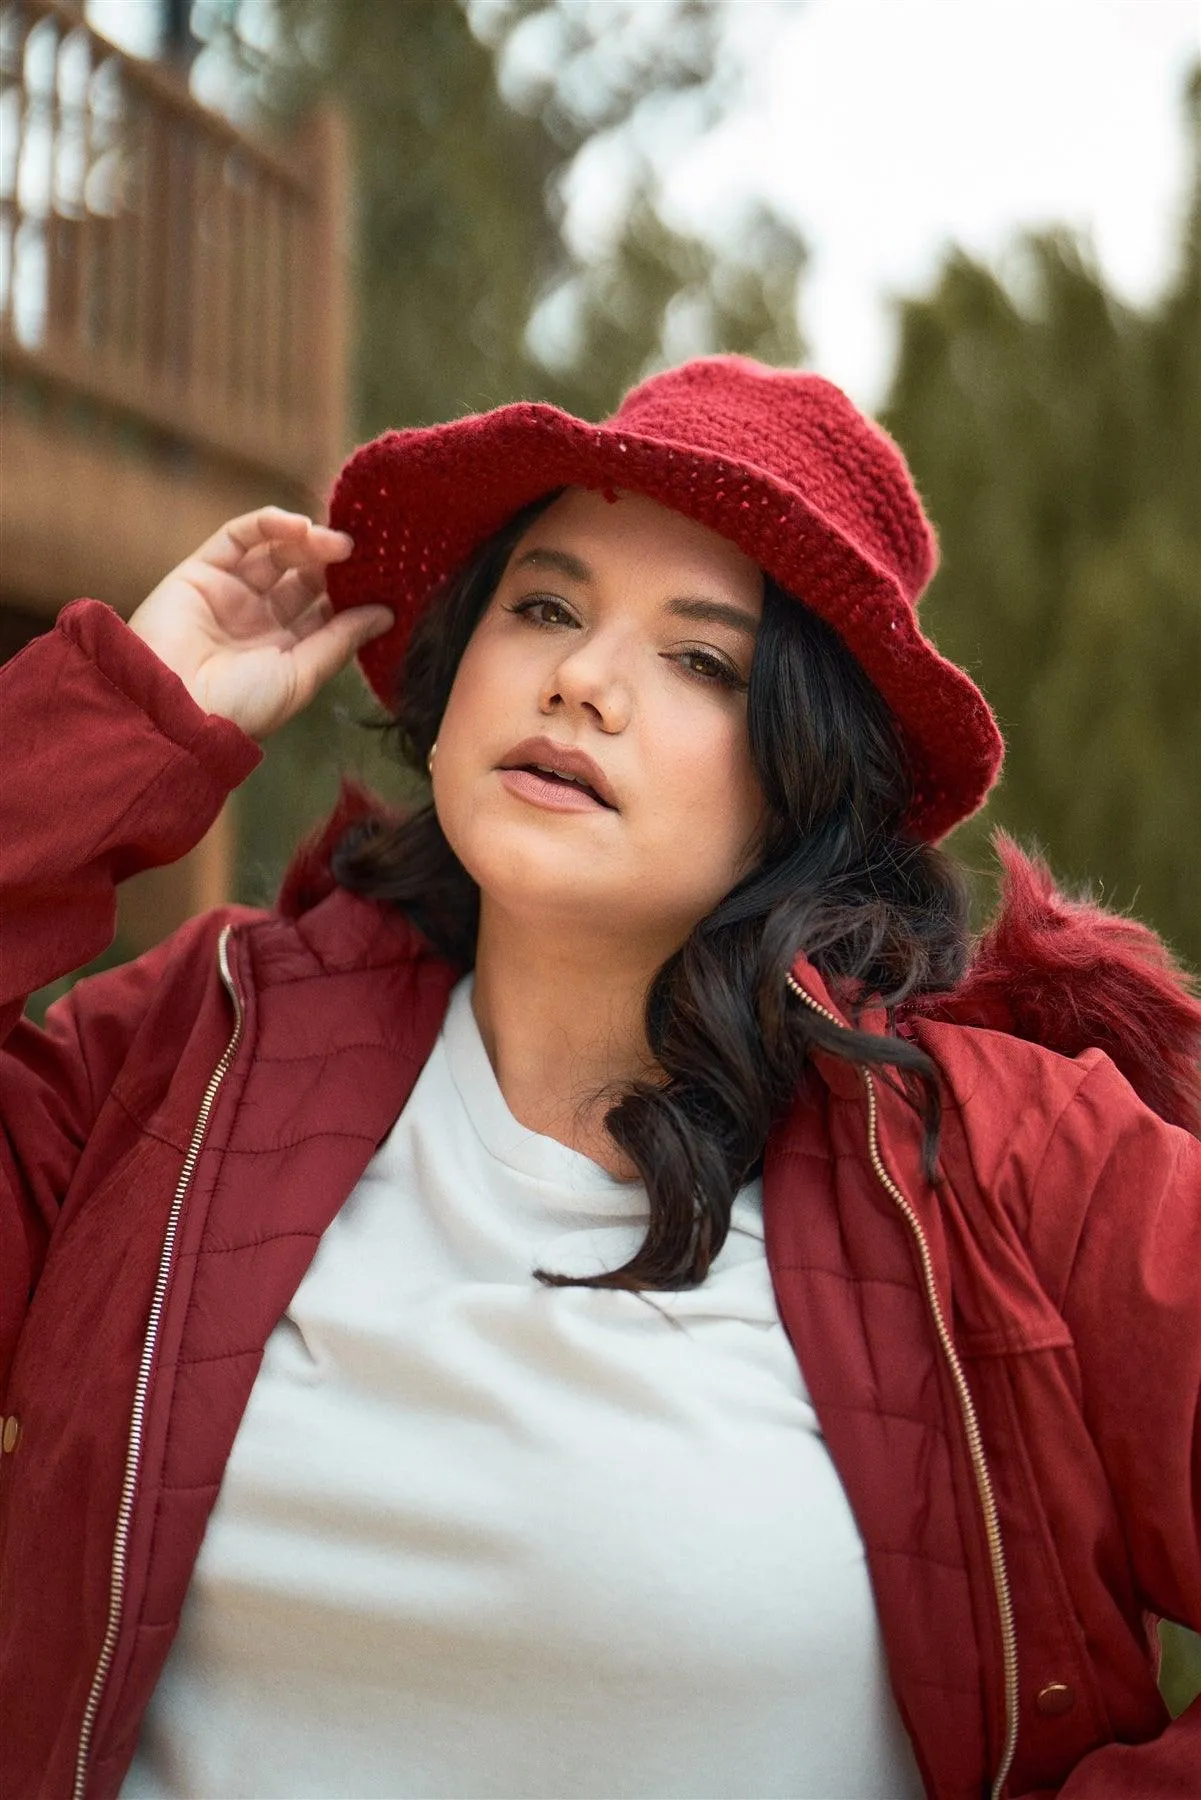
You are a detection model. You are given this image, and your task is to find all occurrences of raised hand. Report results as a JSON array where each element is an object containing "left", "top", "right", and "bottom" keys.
[{"left": 127, "top": 507, "right": 392, "bottom": 741}]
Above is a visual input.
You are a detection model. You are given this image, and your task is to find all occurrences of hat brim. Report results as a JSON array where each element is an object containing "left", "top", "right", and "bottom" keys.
[{"left": 327, "top": 401, "right": 1002, "bottom": 842}]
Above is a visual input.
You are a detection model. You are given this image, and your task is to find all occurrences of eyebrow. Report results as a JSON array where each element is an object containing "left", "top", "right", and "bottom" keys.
[
  {"left": 512, "top": 546, "right": 592, "bottom": 582},
  {"left": 666, "top": 596, "right": 759, "bottom": 641},
  {"left": 511, "top": 546, "right": 760, "bottom": 641}
]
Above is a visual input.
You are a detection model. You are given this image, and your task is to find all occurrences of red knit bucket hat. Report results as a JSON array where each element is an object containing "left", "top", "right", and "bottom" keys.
[{"left": 327, "top": 355, "right": 1003, "bottom": 841}]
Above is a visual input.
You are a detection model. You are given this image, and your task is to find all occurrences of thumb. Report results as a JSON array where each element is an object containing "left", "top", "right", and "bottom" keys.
[
  {"left": 290, "top": 605, "right": 395, "bottom": 702},
  {"left": 340, "top": 605, "right": 395, "bottom": 650}
]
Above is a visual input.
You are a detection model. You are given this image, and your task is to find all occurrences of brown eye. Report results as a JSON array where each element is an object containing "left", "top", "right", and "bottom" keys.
[
  {"left": 507, "top": 596, "right": 577, "bottom": 628},
  {"left": 673, "top": 648, "right": 746, "bottom": 690}
]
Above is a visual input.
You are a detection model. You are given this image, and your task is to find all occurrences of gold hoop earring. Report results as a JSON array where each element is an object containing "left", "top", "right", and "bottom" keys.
[{"left": 426, "top": 740, "right": 437, "bottom": 776}]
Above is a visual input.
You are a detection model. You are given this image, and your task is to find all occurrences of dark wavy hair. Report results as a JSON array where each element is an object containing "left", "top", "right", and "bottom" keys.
[{"left": 332, "top": 494, "right": 971, "bottom": 1291}]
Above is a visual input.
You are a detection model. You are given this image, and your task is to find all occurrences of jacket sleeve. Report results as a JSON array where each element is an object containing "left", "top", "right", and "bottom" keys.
[
  {"left": 1028, "top": 1052, "right": 1201, "bottom": 1795},
  {"left": 0, "top": 601, "right": 261, "bottom": 1376}
]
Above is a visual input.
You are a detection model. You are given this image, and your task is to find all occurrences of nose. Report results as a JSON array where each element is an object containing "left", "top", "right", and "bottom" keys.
[{"left": 540, "top": 633, "right": 631, "bottom": 732}]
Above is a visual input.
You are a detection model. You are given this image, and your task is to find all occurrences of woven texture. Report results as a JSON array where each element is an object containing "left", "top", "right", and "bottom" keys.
[{"left": 327, "top": 355, "right": 1003, "bottom": 841}]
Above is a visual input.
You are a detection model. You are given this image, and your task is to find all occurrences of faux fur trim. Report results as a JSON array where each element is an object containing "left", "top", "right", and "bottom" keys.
[
  {"left": 909, "top": 833, "right": 1201, "bottom": 1134},
  {"left": 275, "top": 780, "right": 399, "bottom": 922}
]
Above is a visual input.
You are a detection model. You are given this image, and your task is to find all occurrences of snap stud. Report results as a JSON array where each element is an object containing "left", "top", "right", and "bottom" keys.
[{"left": 1035, "top": 1682, "right": 1076, "bottom": 1716}]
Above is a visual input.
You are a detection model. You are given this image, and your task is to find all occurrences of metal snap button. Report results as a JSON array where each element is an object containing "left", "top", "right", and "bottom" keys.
[{"left": 1035, "top": 1682, "right": 1076, "bottom": 1716}]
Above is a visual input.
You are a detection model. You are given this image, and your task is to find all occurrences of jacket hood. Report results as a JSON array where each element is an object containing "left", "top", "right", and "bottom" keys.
[
  {"left": 278, "top": 791, "right": 1201, "bottom": 1137},
  {"left": 277, "top": 780, "right": 397, "bottom": 923},
  {"left": 907, "top": 833, "right": 1201, "bottom": 1135}
]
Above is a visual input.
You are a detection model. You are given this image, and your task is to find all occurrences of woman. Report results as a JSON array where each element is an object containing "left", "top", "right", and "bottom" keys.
[{"left": 2, "top": 357, "right": 1198, "bottom": 1800}]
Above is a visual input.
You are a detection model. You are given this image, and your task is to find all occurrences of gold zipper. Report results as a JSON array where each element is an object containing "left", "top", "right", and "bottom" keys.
[
  {"left": 73, "top": 926, "right": 244, "bottom": 1800},
  {"left": 785, "top": 970, "right": 1019, "bottom": 1799}
]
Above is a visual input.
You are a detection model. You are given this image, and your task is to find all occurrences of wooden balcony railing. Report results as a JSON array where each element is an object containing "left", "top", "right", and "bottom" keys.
[
  {"left": 1, "top": 0, "right": 350, "bottom": 953},
  {"left": 0, "top": 0, "right": 345, "bottom": 492}
]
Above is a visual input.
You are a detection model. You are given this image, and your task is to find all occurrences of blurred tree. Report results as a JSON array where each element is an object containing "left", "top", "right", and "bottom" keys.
[
  {"left": 208, "top": 0, "right": 808, "bottom": 900},
  {"left": 883, "top": 65, "right": 1201, "bottom": 968}
]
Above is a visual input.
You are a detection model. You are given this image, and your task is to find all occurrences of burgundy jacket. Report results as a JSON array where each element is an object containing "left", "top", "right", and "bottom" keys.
[{"left": 2, "top": 601, "right": 1200, "bottom": 1800}]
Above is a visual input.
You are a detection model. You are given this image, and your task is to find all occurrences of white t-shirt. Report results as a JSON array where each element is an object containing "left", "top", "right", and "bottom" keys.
[{"left": 124, "top": 978, "right": 922, "bottom": 1800}]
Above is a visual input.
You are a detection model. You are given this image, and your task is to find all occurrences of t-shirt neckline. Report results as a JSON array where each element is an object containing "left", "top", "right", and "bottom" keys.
[{"left": 441, "top": 977, "right": 645, "bottom": 1209}]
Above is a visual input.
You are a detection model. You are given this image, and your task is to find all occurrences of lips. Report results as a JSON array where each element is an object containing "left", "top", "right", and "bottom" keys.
[{"left": 497, "top": 736, "right": 617, "bottom": 809}]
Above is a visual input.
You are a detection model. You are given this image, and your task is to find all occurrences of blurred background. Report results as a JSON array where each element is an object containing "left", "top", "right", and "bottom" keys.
[
  {"left": 3, "top": 0, "right": 1197, "bottom": 961},
  {"left": 2, "top": 0, "right": 1199, "bottom": 1717}
]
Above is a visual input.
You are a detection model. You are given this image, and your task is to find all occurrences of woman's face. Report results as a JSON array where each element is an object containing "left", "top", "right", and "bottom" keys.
[{"left": 433, "top": 487, "right": 767, "bottom": 950}]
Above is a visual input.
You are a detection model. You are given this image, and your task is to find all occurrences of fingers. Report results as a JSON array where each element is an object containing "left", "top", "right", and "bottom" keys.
[
  {"left": 198, "top": 507, "right": 353, "bottom": 578},
  {"left": 288, "top": 604, "right": 394, "bottom": 706},
  {"left": 239, "top": 535, "right": 349, "bottom": 599},
  {"left": 287, "top": 592, "right": 334, "bottom": 641},
  {"left": 264, "top": 566, "right": 331, "bottom": 629}
]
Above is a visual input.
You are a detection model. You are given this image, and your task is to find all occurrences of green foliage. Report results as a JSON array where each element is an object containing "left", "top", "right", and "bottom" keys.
[
  {"left": 254, "top": 0, "right": 558, "bottom": 428},
  {"left": 882, "top": 69, "right": 1201, "bottom": 967},
  {"left": 1161, "top": 1620, "right": 1201, "bottom": 1719},
  {"left": 541, "top": 191, "right": 808, "bottom": 419},
  {"left": 239, "top": 0, "right": 804, "bottom": 432}
]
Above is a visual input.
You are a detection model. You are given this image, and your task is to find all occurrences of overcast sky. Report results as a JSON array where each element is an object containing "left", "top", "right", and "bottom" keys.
[
  {"left": 660, "top": 0, "right": 1200, "bottom": 402},
  {"left": 88, "top": 0, "right": 1200, "bottom": 406}
]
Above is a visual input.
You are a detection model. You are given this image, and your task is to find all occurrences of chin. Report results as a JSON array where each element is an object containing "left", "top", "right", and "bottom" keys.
[
  {"left": 455, "top": 830, "right": 625, "bottom": 928},
  {"left": 474, "top": 837, "right": 617, "bottom": 915},
  {"left": 443, "top": 805, "right": 729, "bottom": 944}
]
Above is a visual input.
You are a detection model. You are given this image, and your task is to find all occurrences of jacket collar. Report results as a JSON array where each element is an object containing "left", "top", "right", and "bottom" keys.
[
  {"left": 260, "top": 882, "right": 874, "bottom": 1107},
  {"left": 270, "top": 798, "right": 1201, "bottom": 1135},
  {"left": 785, "top": 954, "right": 886, "bottom": 1101}
]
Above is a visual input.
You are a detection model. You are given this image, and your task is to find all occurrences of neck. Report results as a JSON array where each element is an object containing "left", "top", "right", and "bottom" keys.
[{"left": 471, "top": 900, "right": 673, "bottom": 1178}]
